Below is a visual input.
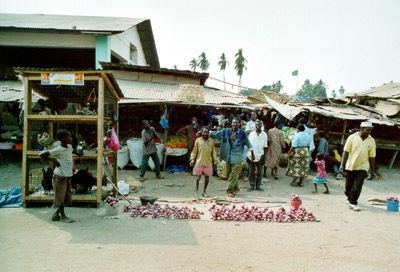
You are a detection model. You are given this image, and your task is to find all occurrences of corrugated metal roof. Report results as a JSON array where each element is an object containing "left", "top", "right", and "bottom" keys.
[
  {"left": 0, "top": 13, "right": 146, "bottom": 33},
  {"left": 345, "top": 82, "right": 400, "bottom": 99},
  {"left": 116, "top": 79, "right": 249, "bottom": 105},
  {"left": 0, "top": 80, "right": 23, "bottom": 101}
]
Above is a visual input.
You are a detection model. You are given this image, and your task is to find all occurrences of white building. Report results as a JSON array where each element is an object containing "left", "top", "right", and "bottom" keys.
[{"left": 0, "top": 13, "right": 159, "bottom": 70}]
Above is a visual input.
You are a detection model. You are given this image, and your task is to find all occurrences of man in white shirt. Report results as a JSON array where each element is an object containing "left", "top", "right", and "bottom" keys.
[
  {"left": 245, "top": 111, "right": 264, "bottom": 134},
  {"left": 247, "top": 120, "right": 268, "bottom": 191}
]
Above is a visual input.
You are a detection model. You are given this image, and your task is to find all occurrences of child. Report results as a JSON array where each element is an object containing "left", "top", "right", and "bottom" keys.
[
  {"left": 40, "top": 129, "right": 82, "bottom": 223},
  {"left": 312, "top": 152, "right": 330, "bottom": 194}
]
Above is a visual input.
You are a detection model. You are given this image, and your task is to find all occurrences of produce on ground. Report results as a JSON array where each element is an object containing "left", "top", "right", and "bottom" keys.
[
  {"left": 104, "top": 196, "right": 119, "bottom": 207},
  {"left": 386, "top": 196, "right": 399, "bottom": 202},
  {"left": 209, "top": 204, "right": 316, "bottom": 222},
  {"left": 124, "top": 203, "right": 204, "bottom": 219},
  {"left": 290, "top": 194, "right": 302, "bottom": 202}
]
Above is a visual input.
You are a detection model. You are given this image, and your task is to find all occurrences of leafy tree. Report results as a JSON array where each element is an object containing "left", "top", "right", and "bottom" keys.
[
  {"left": 172, "top": 65, "right": 177, "bottom": 70},
  {"left": 235, "top": 48, "right": 247, "bottom": 92},
  {"left": 198, "top": 52, "right": 209, "bottom": 71},
  {"left": 189, "top": 58, "right": 198, "bottom": 72},
  {"left": 296, "top": 79, "right": 314, "bottom": 97},
  {"left": 331, "top": 89, "right": 337, "bottom": 98},
  {"left": 313, "top": 79, "right": 328, "bottom": 98},
  {"left": 261, "top": 80, "right": 283, "bottom": 93},
  {"left": 217, "top": 53, "right": 229, "bottom": 90},
  {"left": 296, "top": 79, "right": 327, "bottom": 98},
  {"left": 239, "top": 88, "right": 257, "bottom": 96},
  {"left": 338, "top": 85, "right": 346, "bottom": 95}
]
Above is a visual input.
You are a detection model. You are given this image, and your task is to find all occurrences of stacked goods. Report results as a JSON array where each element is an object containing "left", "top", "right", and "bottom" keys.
[
  {"left": 166, "top": 137, "right": 188, "bottom": 149},
  {"left": 124, "top": 203, "right": 204, "bottom": 220},
  {"left": 208, "top": 204, "right": 316, "bottom": 222},
  {"left": 282, "top": 127, "right": 296, "bottom": 143},
  {"left": 176, "top": 84, "right": 205, "bottom": 103},
  {"left": 387, "top": 196, "right": 399, "bottom": 202}
]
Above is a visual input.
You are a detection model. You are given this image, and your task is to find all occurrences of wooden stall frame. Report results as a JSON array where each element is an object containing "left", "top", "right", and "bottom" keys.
[{"left": 18, "top": 70, "right": 123, "bottom": 208}]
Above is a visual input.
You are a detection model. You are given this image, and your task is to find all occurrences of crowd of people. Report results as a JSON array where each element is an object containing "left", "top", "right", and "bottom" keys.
[{"left": 39, "top": 111, "right": 377, "bottom": 223}]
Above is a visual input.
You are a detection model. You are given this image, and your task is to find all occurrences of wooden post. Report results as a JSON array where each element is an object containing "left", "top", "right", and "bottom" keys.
[
  {"left": 341, "top": 120, "right": 347, "bottom": 145},
  {"left": 22, "top": 76, "right": 32, "bottom": 207},
  {"left": 97, "top": 77, "right": 105, "bottom": 208}
]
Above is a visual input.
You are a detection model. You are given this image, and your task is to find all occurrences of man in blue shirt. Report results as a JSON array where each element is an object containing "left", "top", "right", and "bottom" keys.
[{"left": 210, "top": 117, "right": 252, "bottom": 197}]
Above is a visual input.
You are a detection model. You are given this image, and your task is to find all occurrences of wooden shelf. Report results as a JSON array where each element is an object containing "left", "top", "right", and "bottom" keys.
[
  {"left": 25, "top": 196, "right": 97, "bottom": 202},
  {"left": 27, "top": 115, "right": 112, "bottom": 123},
  {"left": 26, "top": 150, "right": 114, "bottom": 159}
]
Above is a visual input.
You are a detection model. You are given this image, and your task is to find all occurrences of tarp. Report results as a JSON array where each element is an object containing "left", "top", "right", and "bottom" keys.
[
  {"left": 0, "top": 187, "right": 22, "bottom": 208},
  {"left": 264, "top": 95, "right": 302, "bottom": 120}
]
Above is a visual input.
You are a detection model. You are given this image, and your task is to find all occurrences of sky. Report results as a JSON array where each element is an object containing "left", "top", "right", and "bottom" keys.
[{"left": 1, "top": 0, "right": 400, "bottom": 95}]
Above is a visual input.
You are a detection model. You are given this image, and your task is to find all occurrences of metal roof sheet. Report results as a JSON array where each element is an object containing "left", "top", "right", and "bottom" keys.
[
  {"left": 345, "top": 82, "right": 400, "bottom": 99},
  {"left": 116, "top": 79, "right": 248, "bottom": 105},
  {"left": 0, "top": 13, "right": 146, "bottom": 33},
  {"left": 0, "top": 80, "right": 23, "bottom": 101}
]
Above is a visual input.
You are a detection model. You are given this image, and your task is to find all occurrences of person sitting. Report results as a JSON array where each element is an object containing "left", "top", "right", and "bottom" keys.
[{"left": 318, "top": 133, "right": 343, "bottom": 179}]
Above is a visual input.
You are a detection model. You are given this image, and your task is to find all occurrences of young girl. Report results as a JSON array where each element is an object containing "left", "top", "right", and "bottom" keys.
[{"left": 312, "top": 153, "right": 330, "bottom": 194}]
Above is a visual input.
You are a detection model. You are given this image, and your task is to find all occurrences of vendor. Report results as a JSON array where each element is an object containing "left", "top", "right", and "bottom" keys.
[
  {"left": 245, "top": 111, "right": 264, "bottom": 134},
  {"left": 177, "top": 117, "right": 203, "bottom": 171}
]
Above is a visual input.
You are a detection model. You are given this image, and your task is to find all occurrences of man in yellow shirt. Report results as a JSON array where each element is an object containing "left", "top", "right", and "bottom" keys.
[
  {"left": 340, "top": 121, "right": 376, "bottom": 211},
  {"left": 190, "top": 127, "right": 218, "bottom": 199}
]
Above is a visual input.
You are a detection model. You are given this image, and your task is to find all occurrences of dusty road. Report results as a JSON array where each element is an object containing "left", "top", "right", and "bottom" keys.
[{"left": 0, "top": 163, "right": 399, "bottom": 272}]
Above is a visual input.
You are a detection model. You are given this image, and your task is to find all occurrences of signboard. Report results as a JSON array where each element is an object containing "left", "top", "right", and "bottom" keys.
[{"left": 41, "top": 73, "right": 84, "bottom": 86}]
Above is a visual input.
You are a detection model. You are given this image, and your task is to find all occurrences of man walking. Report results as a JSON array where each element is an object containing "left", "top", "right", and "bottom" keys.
[
  {"left": 190, "top": 127, "right": 218, "bottom": 199},
  {"left": 247, "top": 120, "right": 268, "bottom": 192},
  {"left": 210, "top": 117, "right": 252, "bottom": 197},
  {"left": 139, "top": 120, "right": 164, "bottom": 182},
  {"left": 340, "top": 121, "right": 376, "bottom": 211}
]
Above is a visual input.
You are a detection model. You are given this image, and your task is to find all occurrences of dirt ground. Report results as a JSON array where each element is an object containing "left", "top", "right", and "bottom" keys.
[{"left": 0, "top": 160, "right": 399, "bottom": 272}]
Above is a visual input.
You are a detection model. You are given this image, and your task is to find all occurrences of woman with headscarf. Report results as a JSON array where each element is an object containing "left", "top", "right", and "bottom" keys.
[{"left": 286, "top": 124, "right": 311, "bottom": 186}]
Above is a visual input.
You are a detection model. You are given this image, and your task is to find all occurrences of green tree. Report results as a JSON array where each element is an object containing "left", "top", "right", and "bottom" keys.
[
  {"left": 296, "top": 79, "right": 327, "bottom": 98},
  {"left": 331, "top": 89, "right": 337, "bottom": 98},
  {"left": 338, "top": 85, "right": 346, "bottom": 95},
  {"left": 217, "top": 53, "right": 229, "bottom": 90},
  {"left": 198, "top": 52, "right": 210, "bottom": 71},
  {"left": 189, "top": 58, "right": 198, "bottom": 72},
  {"left": 172, "top": 65, "right": 177, "bottom": 70},
  {"left": 261, "top": 80, "right": 283, "bottom": 93},
  {"left": 235, "top": 48, "right": 247, "bottom": 92}
]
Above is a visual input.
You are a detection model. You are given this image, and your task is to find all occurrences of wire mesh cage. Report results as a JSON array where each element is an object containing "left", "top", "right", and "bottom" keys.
[{"left": 18, "top": 70, "right": 123, "bottom": 207}]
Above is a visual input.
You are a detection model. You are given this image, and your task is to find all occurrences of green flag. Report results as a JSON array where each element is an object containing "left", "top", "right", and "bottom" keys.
[{"left": 292, "top": 70, "right": 298, "bottom": 76}]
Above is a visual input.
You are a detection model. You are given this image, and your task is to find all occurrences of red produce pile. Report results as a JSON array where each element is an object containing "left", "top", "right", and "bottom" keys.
[
  {"left": 124, "top": 203, "right": 204, "bottom": 219},
  {"left": 386, "top": 197, "right": 399, "bottom": 202},
  {"left": 209, "top": 204, "right": 316, "bottom": 222},
  {"left": 104, "top": 196, "right": 119, "bottom": 207},
  {"left": 290, "top": 193, "right": 302, "bottom": 202}
]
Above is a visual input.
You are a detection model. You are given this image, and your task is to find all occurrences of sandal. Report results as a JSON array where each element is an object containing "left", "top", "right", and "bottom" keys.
[
  {"left": 324, "top": 191, "right": 330, "bottom": 194},
  {"left": 156, "top": 175, "right": 165, "bottom": 179}
]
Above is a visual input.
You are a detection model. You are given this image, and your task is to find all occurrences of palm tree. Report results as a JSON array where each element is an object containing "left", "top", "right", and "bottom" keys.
[
  {"left": 198, "top": 52, "right": 210, "bottom": 72},
  {"left": 189, "top": 58, "right": 198, "bottom": 72},
  {"left": 235, "top": 48, "right": 247, "bottom": 92},
  {"left": 218, "top": 53, "right": 229, "bottom": 90}
]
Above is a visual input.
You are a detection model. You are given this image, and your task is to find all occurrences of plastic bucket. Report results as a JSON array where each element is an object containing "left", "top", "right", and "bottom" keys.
[
  {"left": 291, "top": 200, "right": 302, "bottom": 210},
  {"left": 387, "top": 201, "right": 399, "bottom": 212}
]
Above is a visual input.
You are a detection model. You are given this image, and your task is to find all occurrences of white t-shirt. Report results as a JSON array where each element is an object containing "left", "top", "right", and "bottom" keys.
[
  {"left": 48, "top": 144, "right": 74, "bottom": 177},
  {"left": 245, "top": 119, "right": 264, "bottom": 133},
  {"left": 247, "top": 130, "right": 268, "bottom": 162},
  {"left": 309, "top": 128, "right": 317, "bottom": 151}
]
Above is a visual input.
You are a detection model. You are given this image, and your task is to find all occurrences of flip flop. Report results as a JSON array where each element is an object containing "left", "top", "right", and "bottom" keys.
[{"left": 324, "top": 191, "right": 330, "bottom": 194}]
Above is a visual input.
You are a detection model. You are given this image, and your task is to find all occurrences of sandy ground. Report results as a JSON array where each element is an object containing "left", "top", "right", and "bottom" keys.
[{"left": 0, "top": 160, "right": 399, "bottom": 272}]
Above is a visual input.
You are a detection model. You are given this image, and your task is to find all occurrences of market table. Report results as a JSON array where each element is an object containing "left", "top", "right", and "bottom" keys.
[{"left": 163, "top": 148, "right": 188, "bottom": 171}]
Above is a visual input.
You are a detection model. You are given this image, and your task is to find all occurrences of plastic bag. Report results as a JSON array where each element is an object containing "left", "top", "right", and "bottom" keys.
[
  {"left": 160, "top": 106, "right": 171, "bottom": 129},
  {"left": 110, "top": 126, "right": 120, "bottom": 152},
  {"left": 117, "top": 180, "right": 129, "bottom": 195},
  {"left": 217, "top": 160, "right": 228, "bottom": 179}
]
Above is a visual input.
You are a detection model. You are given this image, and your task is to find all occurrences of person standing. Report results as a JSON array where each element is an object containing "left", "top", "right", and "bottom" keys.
[
  {"left": 177, "top": 117, "right": 202, "bottom": 171},
  {"left": 287, "top": 124, "right": 311, "bottom": 187},
  {"left": 340, "top": 121, "right": 376, "bottom": 211},
  {"left": 190, "top": 127, "right": 218, "bottom": 199},
  {"left": 265, "top": 120, "right": 286, "bottom": 179},
  {"left": 245, "top": 111, "right": 264, "bottom": 135},
  {"left": 247, "top": 120, "right": 268, "bottom": 192},
  {"left": 210, "top": 117, "right": 252, "bottom": 197},
  {"left": 39, "top": 129, "right": 83, "bottom": 223},
  {"left": 312, "top": 153, "right": 330, "bottom": 194},
  {"left": 139, "top": 120, "right": 164, "bottom": 182}
]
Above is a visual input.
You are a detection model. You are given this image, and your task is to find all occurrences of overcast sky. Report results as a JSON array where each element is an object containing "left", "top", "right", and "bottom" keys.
[{"left": 1, "top": 0, "right": 399, "bottom": 95}]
